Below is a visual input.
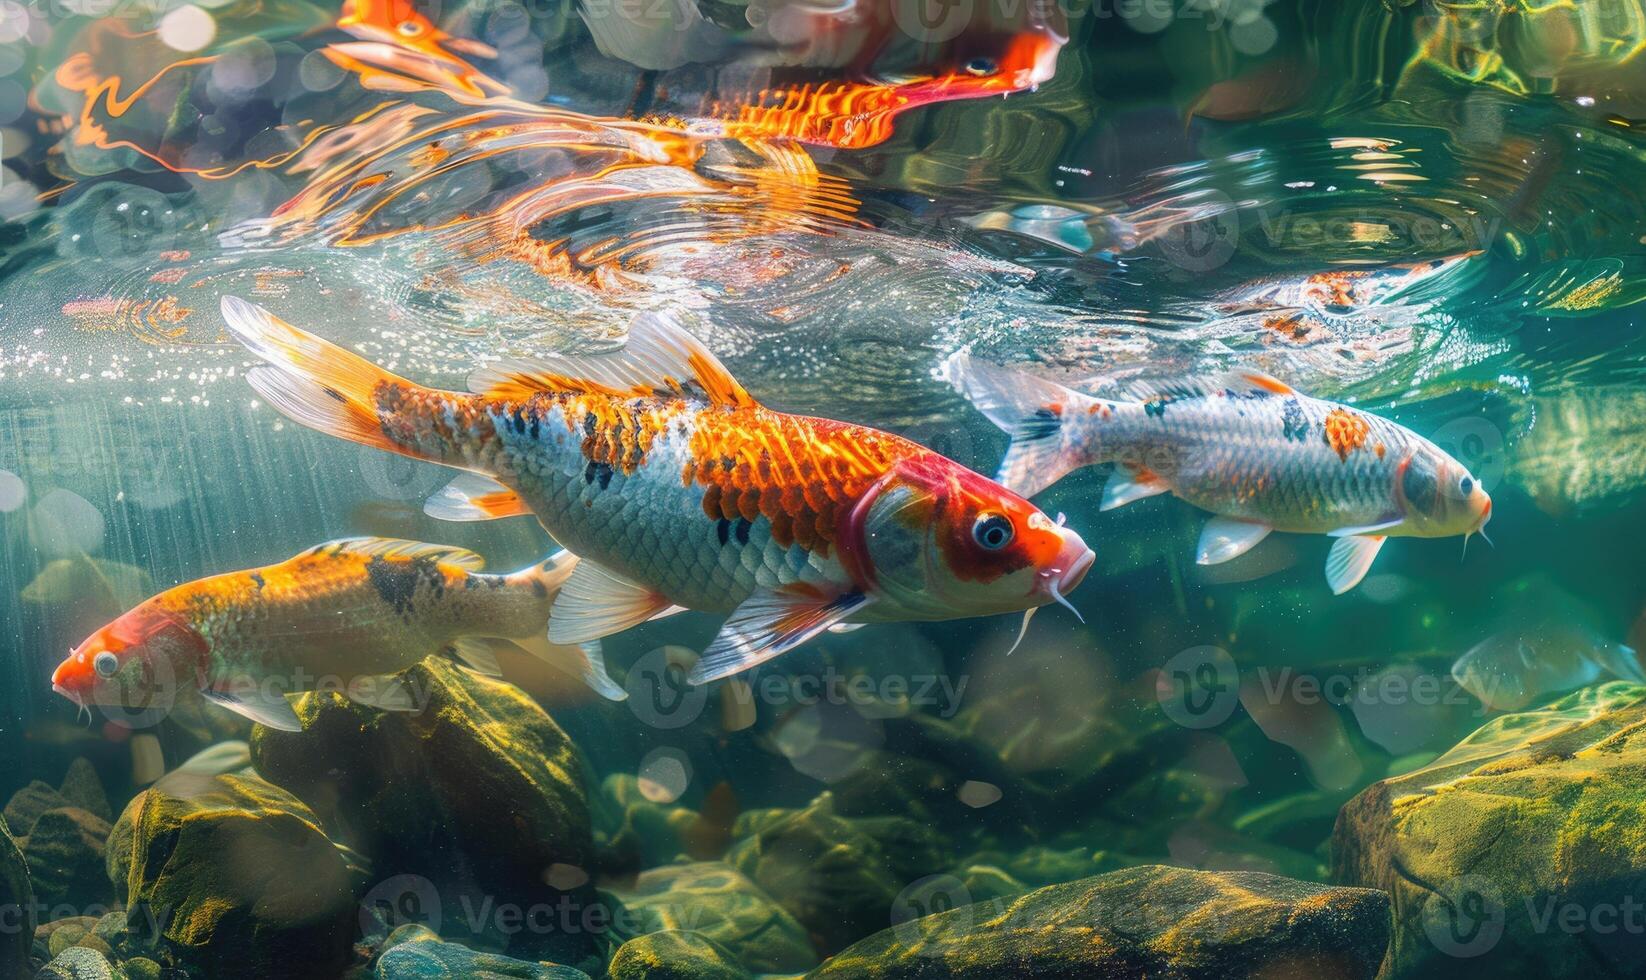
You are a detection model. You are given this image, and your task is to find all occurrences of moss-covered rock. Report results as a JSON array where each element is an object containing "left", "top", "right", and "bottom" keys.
[
  {"left": 125, "top": 772, "right": 359, "bottom": 979},
  {"left": 613, "top": 862, "right": 814, "bottom": 973},
  {"left": 20, "top": 807, "right": 113, "bottom": 910},
  {"left": 593, "top": 774, "right": 698, "bottom": 870},
  {"left": 1333, "top": 681, "right": 1646, "bottom": 978},
  {"left": 726, "top": 793, "right": 949, "bottom": 954},
  {"left": 808, "top": 865, "right": 1389, "bottom": 979},
  {"left": 0, "top": 815, "right": 33, "bottom": 980},
  {"left": 35, "top": 945, "right": 119, "bottom": 980},
  {"left": 607, "top": 930, "right": 750, "bottom": 980},
  {"left": 374, "top": 923, "right": 592, "bottom": 979},
  {"left": 58, "top": 759, "right": 113, "bottom": 824},
  {"left": 251, "top": 657, "right": 597, "bottom": 967},
  {"left": 3, "top": 781, "right": 69, "bottom": 838}
]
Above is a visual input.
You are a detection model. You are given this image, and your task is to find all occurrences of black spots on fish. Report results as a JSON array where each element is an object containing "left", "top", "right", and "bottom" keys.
[
  {"left": 1281, "top": 399, "right": 1309, "bottom": 442},
  {"left": 1401, "top": 453, "right": 1440, "bottom": 515},
  {"left": 1144, "top": 398, "right": 1170, "bottom": 419},
  {"left": 1017, "top": 407, "right": 1064, "bottom": 442},
  {"left": 530, "top": 577, "right": 549, "bottom": 598},
  {"left": 248, "top": 571, "right": 266, "bottom": 592},
  {"left": 584, "top": 460, "right": 615, "bottom": 490},
  {"left": 529, "top": 410, "right": 541, "bottom": 440},
  {"left": 366, "top": 555, "right": 421, "bottom": 619},
  {"left": 322, "top": 385, "right": 348, "bottom": 404},
  {"left": 511, "top": 407, "right": 527, "bottom": 435},
  {"left": 719, "top": 456, "right": 737, "bottom": 473},
  {"left": 582, "top": 413, "right": 598, "bottom": 439},
  {"left": 714, "top": 517, "right": 754, "bottom": 547}
]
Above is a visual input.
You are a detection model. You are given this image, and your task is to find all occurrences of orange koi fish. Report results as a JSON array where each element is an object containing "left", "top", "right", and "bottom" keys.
[
  {"left": 333, "top": 0, "right": 509, "bottom": 98},
  {"left": 222, "top": 298, "right": 1094, "bottom": 684},
  {"left": 51, "top": 539, "right": 622, "bottom": 731},
  {"left": 946, "top": 357, "right": 1493, "bottom": 595}
]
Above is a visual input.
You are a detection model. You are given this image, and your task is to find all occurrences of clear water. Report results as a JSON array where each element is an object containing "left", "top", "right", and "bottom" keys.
[{"left": 4, "top": 1, "right": 1646, "bottom": 978}]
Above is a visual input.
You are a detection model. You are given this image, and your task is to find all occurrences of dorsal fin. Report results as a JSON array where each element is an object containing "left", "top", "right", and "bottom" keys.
[
  {"left": 1120, "top": 370, "right": 1297, "bottom": 403},
  {"left": 466, "top": 311, "right": 758, "bottom": 408},
  {"left": 296, "top": 537, "right": 486, "bottom": 571}
]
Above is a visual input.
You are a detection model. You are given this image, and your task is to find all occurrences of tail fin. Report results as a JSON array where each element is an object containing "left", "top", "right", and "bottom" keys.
[
  {"left": 222, "top": 296, "right": 435, "bottom": 460},
  {"left": 939, "top": 351, "right": 1103, "bottom": 498},
  {"left": 507, "top": 551, "right": 628, "bottom": 701}
]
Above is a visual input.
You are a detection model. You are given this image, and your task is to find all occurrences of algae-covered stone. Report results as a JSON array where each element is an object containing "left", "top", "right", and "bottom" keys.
[
  {"left": 1333, "top": 681, "right": 1646, "bottom": 978},
  {"left": 3, "top": 781, "right": 68, "bottom": 838},
  {"left": 593, "top": 774, "right": 697, "bottom": 869},
  {"left": 252, "top": 657, "right": 596, "bottom": 966},
  {"left": 726, "top": 794, "right": 945, "bottom": 953},
  {"left": 58, "top": 758, "right": 113, "bottom": 824},
  {"left": 607, "top": 930, "right": 750, "bottom": 980},
  {"left": 809, "top": 865, "right": 1389, "bottom": 979},
  {"left": 35, "top": 945, "right": 119, "bottom": 980},
  {"left": 614, "top": 862, "right": 814, "bottom": 973},
  {"left": 374, "top": 923, "right": 591, "bottom": 979},
  {"left": 125, "top": 772, "right": 358, "bottom": 979},
  {"left": 20, "top": 807, "right": 113, "bottom": 909},
  {"left": 0, "top": 814, "right": 32, "bottom": 980}
]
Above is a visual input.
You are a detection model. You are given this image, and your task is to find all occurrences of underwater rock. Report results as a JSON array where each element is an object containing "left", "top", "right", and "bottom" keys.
[
  {"left": 19, "top": 808, "right": 112, "bottom": 910},
  {"left": 1333, "top": 681, "right": 1646, "bottom": 977},
  {"left": 808, "top": 865, "right": 1390, "bottom": 980},
  {"left": 0, "top": 815, "right": 33, "bottom": 980},
  {"left": 726, "top": 793, "right": 947, "bottom": 954},
  {"left": 35, "top": 945, "right": 118, "bottom": 980},
  {"left": 124, "top": 772, "right": 359, "bottom": 980},
  {"left": 606, "top": 930, "right": 751, "bottom": 980},
  {"left": 612, "top": 862, "right": 814, "bottom": 973},
  {"left": 374, "top": 923, "right": 592, "bottom": 979},
  {"left": 39, "top": 916, "right": 105, "bottom": 958},
  {"left": 593, "top": 774, "right": 697, "bottom": 870},
  {"left": 57, "top": 759, "right": 113, "bottom": 824},
  {"left": 3, "top": 782, "right": 70, "bottom": 838},
  {"left": 251, "top": 657, "right": 597, "bottom": 965}
]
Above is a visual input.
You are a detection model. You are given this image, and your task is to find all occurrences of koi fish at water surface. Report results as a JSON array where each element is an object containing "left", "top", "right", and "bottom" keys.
[
  {"left": 944, "top": 356, "right": 1493, "bottom": 595},
  {"left": 220, "top": 298, "right": 1094, "bottom": 684},
  {"left": 51, "top": 538, "right": 624, "bottom": 731}
]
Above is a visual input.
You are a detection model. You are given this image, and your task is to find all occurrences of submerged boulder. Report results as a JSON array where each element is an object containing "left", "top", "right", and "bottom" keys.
[
  {"left": 3, "top": 781, "right": 68, "bottom": 839},
  {"left": 613, "top": 862, "right": 814, "bottom": 973},
  {"left": 808, "top": 865, "right": 1389, "bottom": 979},
  {"left": 124, "top": 772, "right": 359, "bottom": 979},
  {"left": 251, "top": 657, "right": 597, "bottom": 966},
  {"left": 35, "top": 945, "right": 118, "bottom": 980},
  {"left": 57, "top": 759, "right": 113, "bottom": 824},
  {"left": 374, "top": 923, "right": 592, "bottom": 979},
  {"left": 0, "top": 814, "right": 33, "bottom": 980},
  {"left": 1333, "top": 681, "right": 1646, "bottom": 978},
  {"left": 20, "top": 807, "right": 113, "bottom": 910},
  {"left": 607, "top": 930, "right": 750, "bottom": 980},
  {"left": 726, "top": 793, "right": 949, "bottom": 954}
]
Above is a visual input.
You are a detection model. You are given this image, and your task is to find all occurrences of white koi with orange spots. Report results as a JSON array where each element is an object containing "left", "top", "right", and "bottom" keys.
[{"left": 945, "top": 356, "right": 1493, "bottom": 594}]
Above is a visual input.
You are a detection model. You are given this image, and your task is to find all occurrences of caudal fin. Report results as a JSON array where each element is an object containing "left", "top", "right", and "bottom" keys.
[
  {"left": 939, "top": 351, "right": 1101, "bottom": 498},
  {"left": 222, "top": 296, "right": 433, "bottom": 460}
]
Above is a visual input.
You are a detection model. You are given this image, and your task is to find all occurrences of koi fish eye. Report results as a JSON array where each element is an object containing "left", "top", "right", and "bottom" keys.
[
  {"left": 397, "top": 20, "right": 425, "bottom": 37},
  {"left": 972, "top": 513, "right": 1014, "bottom": 550},
  {"left": 1459, "top": 475, "right": 1474, "bottom": 495},
  {"left": 94, "top": 652, "right": 119, "bottom": 678},
  {"left": 964, "top": 57, "right": 998, "bottom": 77}
]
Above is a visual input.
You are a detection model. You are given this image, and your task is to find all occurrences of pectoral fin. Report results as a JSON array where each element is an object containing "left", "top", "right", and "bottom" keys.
[
  {"left": 1325, "top": 535, "right": 1385, "bottom": 595},
  {"left": 510, "top": 634, "right": 628, "bottom": 702},
  {"left": 449, "top": 637, "right": 504, "bottom": 677},
  {"left": 548, "top": 560, "right": 674, "bottom": 644},
  {"left": 425, "top": 473, "right": 531, "bottom": 522},
  {"left": 201, "top": 685, "right": 303, "bottom": 732},
  {"left": 1101, "top": 465, "right": 1170, "bottom": 512},
  {"left": 1196, "top": 517, "right": 1272, "bottom": 565},
  {"left": 688, "top": 587, "right": 875, "bottom": 685}
]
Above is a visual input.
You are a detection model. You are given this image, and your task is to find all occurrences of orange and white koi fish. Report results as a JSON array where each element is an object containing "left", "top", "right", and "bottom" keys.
[
  {"left": 222, "top": 298, "right": 1093, "bottom": 684},
  {"left": 51, "top": 539, "right": 622, "bottom": 731},
  {"left": 332, "top": 0, "right": 509, "bottom": 98},
  {"left": 945, "top": 356, "right": 1492, "bottom": 595}
]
